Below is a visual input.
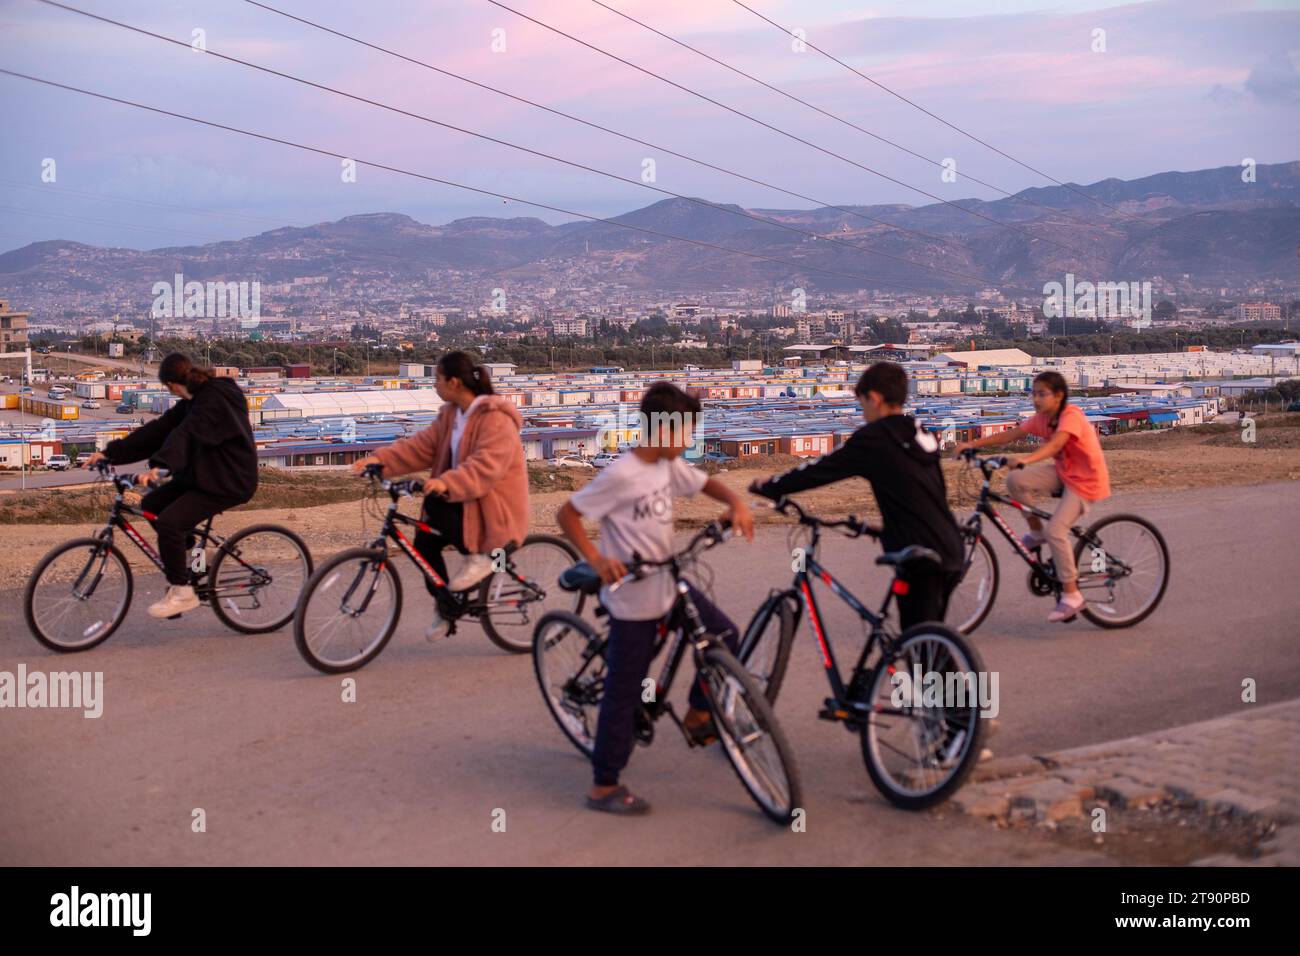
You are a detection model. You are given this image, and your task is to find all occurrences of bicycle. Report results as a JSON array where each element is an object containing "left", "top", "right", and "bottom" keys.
[
  {"left": 293, "top": 463, "right": 581, "bottom": 672},
  {"left": 24, "top": 462, "right": 314, "bottom": 651},
  {"left": 946, "top": 450, "right": 1170, "bottom": 633},
  {"left": 532, "top": 521, "right": 803, "bottom": 824},
  {"left": 736, "top": 497, "right": 987, "bottom": 810}
]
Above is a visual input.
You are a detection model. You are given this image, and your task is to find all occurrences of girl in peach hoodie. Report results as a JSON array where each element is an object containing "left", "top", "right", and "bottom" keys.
[{"left": 351, "top": 351, "right": 530, "bottom": 639}]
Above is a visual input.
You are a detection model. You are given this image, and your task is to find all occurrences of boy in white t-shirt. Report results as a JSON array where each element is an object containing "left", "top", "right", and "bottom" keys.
[{"left": 557, "top": 382, "right": 754, "bottom": 815}]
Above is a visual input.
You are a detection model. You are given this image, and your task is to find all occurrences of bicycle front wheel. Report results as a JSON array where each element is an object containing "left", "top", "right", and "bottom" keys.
[
  {"left": 737, "top": 589, "right": 797, "bottom": 705},
  {"left": 1074, "top": 514, "right": 1169, "bottom": 628},
  {"left": 294, "top": 548, "right": 402, "bottom": 673},
  {"left": 479, "top": 534, "right": 582, "bottom": 653},
  {"left": 533, "top": 611, "right": 606, "bottom": 757},
  {"left": 697, "top": 645, "right": 802, "bottom": 824},
  {"left": 861, "top": 623, "right": 987, "bottom": 810},
  {"left": 947, "top": 532, "right": 999, "bottom": 635},
  {"left": 208, "top": 523, "right": 313, "bottom": 634},
  {"left": 25, "top": 537, "right": 134, "bottom": 652}
]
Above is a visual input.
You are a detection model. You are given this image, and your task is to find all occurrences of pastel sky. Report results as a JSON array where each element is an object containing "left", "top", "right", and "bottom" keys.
[{"left": 0, "top": 0, "right": 1297, "bottom": 252}]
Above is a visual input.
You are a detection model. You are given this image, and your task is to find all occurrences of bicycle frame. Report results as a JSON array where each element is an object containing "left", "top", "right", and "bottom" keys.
[
  {"left": 761, "top": 519, "right": 903, "bottom": 718},
  {"left": 961, "top": 462, "right": 1130, "bottom": 593},
  {"left": 342, "top": 487, "right": 544, "bottom": 624}
]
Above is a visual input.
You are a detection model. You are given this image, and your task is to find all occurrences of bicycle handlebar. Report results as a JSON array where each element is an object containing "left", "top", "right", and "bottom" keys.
[
  {"left": 959, "top": 448, "right": 1023, "bottom": 474},
  {"left": 607, "top": 519, "right": 731, "bottom": 593},
  {"left": 756, "top": 495, "right": 881, "bottom": 539},
  {"left": 360, "top": 462, "right": 441, "bottom": 501}
]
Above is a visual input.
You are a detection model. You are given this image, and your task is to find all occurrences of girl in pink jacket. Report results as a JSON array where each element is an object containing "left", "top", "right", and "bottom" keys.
[{"left": 351, "top": 352, "right": 530, "bottom": 639}]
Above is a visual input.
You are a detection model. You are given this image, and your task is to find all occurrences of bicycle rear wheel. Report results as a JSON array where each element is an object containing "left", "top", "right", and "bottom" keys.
[
  {"left": 1073, "top": 514, "right": 1169, "bottom": 629},
  {"left": 860, "top": 623, "right": 987, "bottom": 810},
  {"left": 697, "top": 645, "right": 802, "bottom": 824},
  {"left": 208, "top": 524, "right": 313, "bottom": 634},
  {"left": 294, "top": 548, "right": 402, "bottom": 673},
  {"left": 479, "top": 534, "right": 583, "bottom": 653},
  {"left": 25, "top": 537, "right": 134, "bottom": 652},
  {"left": 947, "top": 532, "right": 999, "bottom": 636},
  {"left": 737, "top": 589, "right": 797, "bottom": 705},
  {"left": 533, "top": 611, "right": 606, "bottom": 757}
]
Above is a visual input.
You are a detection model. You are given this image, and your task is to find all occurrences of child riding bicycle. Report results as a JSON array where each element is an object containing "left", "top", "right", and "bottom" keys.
[
  {"left": 556, "top": 382, "right": 754, "bottom": 815},
  {"left": 954, "top": 370, "right": 1111, "bottom": 623}
]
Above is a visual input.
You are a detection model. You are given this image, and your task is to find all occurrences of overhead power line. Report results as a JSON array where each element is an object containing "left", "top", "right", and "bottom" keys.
[
  {"left": 589, "top": 0, "right": 1114, "bottom": 234},
  {"left": 728, "top": 0, "right": 1138, "bottom": 220},
  {"left": 484, "top": 0, "right": 1093, "bottom": 258},
  {"left": 37, "top": 0, "right": 1009, "bottom": 289},
  {"left": 0, "top": 68, "right": 1045, "bottom": 295}
]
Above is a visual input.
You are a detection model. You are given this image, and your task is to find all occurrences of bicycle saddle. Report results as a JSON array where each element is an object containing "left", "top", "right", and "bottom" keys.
[
  {"left": 875, "top": 545, "right": 942, "bottom": 570},
  {"left": 558, "top": 562, "right": 603, "bottom": 595}
]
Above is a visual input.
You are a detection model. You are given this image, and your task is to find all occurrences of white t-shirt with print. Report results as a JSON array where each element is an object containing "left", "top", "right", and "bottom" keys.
[{"left": 568, "top": 451, "right": 709, "bottom": 621}]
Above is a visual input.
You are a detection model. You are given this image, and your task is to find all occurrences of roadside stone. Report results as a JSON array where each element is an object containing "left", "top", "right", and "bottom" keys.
[
  {"left": 1017, "top": 779, "right": 1085, "bottom": 822},
  {"left": 1205, "top": 788, "right": 1281, "bottom": 819},
  {"left": 952, "top": 789, "right": 1010, "bottom": 820},
  {"left": 1093, "top": 776, "right": 1167, "bottom": 809},
  {"left": 968, "top": 754, "right": 1042, "bottom": 783}
]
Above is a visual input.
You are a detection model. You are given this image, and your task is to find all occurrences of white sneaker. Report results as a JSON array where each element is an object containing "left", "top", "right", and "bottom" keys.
[
  {"left": 148, "top": 584, "right": 201, "bottom": 619},
  {"left": 425, "top": 610, "right": 450, "bottom": 642},
  {"left": 448, "top": 553, "right": 494, "bottom": 592}
]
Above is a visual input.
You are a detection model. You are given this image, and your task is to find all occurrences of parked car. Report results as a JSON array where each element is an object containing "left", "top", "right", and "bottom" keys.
[
  {"left": 74, "top": 452, "right": 93, "bottom": 467},
  {"left": 591, "top": 451, "right": 621, "bottom": 468},
  {"left": 46, "top": 455, "right": 72, "bottom": 471},
  {"left": 1288, "top": 400, "right": 1300, "bottom": 413},
  {"left": 547, "top": 454, "right": 594, "bottom": 469},
  {"left": 115, "top": 403, "right": 133, "bottom": 413},
  {"left": 81, "top": 399, "right": 101, "bottom": 409},
  {"left": 701, "top": 451, "right": 736, "bottom": 464}
]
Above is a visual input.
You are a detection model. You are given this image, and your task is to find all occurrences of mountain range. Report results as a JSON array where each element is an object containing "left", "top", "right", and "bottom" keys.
[{"left": 2, "top": 160, "right": 1297, "bottom": 311}]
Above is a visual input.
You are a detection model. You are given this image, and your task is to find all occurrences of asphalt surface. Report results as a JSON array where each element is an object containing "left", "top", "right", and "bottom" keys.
[{"left": 1, "top": 480, "right": 1297, "bottom": 865}]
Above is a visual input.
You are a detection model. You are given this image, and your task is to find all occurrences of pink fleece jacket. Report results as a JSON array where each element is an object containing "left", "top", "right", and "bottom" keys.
[{"left": 373, "top": 395, "right": 530, "bottom": 553}]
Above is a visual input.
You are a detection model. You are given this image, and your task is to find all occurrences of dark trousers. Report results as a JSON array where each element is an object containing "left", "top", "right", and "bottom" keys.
[
  {"left": 412, "top": 496, "right": 466, "bottom": 613},
  {"left": 591, "top": 581, "right": 739, "bottom": 788},
  {"left": 140, "top": 482, "right": 243, "bottom": 586},
  {"left": 896, "top": 567, "right": 963, "bottom": 631}
]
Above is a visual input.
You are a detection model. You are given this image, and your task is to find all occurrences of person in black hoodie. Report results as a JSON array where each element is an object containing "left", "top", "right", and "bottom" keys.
[
  {"left": 86, "top": 353, "right": 258, "bottom": 619},
  {"left": 750, "top": 362, "right": 964, "bottom": 629}
]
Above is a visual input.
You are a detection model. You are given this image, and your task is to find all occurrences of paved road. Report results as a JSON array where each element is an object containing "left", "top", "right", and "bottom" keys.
[{"left": 1, "top": 481, "right": 1296, "bottom": 865}]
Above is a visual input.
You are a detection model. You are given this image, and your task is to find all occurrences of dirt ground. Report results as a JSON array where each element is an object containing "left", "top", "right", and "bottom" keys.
[{"left": 0, "top": 414, "right": 1295, "bottom": 589}]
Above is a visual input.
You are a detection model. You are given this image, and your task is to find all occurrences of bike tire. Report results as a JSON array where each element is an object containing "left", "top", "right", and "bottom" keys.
[
  {"left": 737, "top": 589, "right": 797, "bottom": 706},
  {"left": 24, "top": 537, "right": 134, "bottom": 653},
  {"left": 479, "top": 534, "right": 583, "bottom": 653},
  {"left": 1074, "top": 513, "right": 1170, "bottom": 629},
  {"left": 697, "top": 645, "right": 803, "bottom": 824},
  {"left": 293, "top": 547, "right": 403, "bottom": 674},
  {"left": 949, "top": 532, "right": 999, "bottom": 636},
  {"left": 208, "top": 523, "right": 314, "bottom": 634},
  {"left": 532, "top": 610, "right": 606, "bottom": 757},
  {"left": 860, "top": 622, "right": 987, "bottom": 810}
]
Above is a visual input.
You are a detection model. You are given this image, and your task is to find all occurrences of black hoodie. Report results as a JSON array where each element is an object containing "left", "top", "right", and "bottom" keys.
[
  {"left": 753, "top": 414, "right": 964, "bottom": 571},
  {"left": 104, "top": 377, "right": 258, "bottom": 502}
]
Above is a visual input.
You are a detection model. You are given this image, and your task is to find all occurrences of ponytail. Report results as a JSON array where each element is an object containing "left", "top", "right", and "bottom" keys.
[
  {"left": 158, "top": 352, "right": 214, "bottom": 393},
  {"left": 1033, "top": 371, "right": 1070, "bottom": 430},
  {"left": 438, "top": 350, "right": 494, "bottom": 396}
]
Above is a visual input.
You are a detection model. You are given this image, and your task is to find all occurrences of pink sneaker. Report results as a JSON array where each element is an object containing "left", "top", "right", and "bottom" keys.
[{"left": 1048, "top": 591, "right": 1085, "bottom": 623}]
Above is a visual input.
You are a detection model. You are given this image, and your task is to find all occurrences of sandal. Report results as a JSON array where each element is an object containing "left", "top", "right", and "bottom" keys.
[
  {"left": 683, "top": 714, "right": 719, "bottom": 746},
  {"left": 586, "top": 786, "right": 650, "bottom": 815}
]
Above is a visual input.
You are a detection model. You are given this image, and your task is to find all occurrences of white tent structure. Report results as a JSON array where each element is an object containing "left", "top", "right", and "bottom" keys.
[{"left": 260, "top": 390, "right": 444, "bottom": 417}]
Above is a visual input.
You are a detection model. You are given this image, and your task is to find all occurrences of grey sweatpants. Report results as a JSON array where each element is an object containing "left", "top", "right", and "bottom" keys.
[{"left": 1006, "top": 463, "right": 1091, "bottom": 585}]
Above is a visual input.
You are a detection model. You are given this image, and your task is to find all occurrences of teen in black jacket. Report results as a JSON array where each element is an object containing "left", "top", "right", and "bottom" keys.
[
  {"left": 87, "top": 353, "right": 257, "bottom": 618},
  {"left": 750, "top": 362, "right": 964, "bottom": 629}
]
